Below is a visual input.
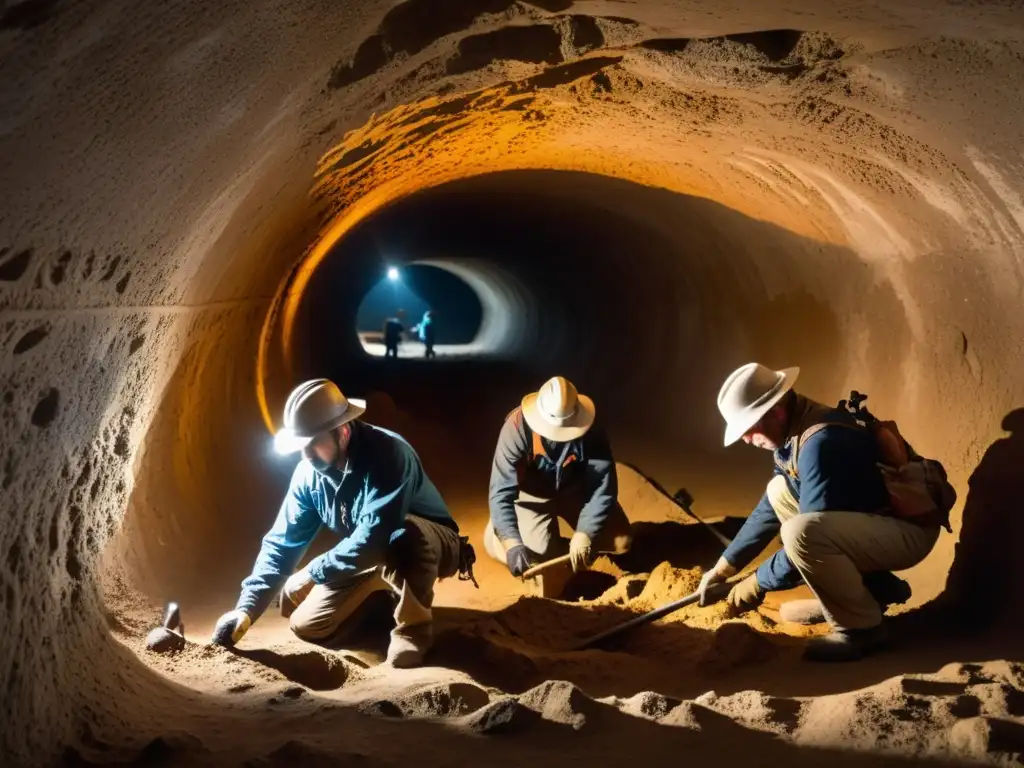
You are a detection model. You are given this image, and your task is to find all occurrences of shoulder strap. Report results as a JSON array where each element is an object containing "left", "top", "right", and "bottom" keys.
[
  {"left": 783, "top": 420, "right": 864, "bottom": 479},
  {"left": 503, "top": 406, "right": 544, "bottom": 462}
]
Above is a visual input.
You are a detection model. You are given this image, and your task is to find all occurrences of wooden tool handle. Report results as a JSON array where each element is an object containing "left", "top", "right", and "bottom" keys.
[{"left": 521, "top": 554, "right": 573, "bottom": 580}]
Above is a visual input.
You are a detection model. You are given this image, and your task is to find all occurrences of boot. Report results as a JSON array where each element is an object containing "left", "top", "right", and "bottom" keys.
[
  {"left": 386, "top": 622, "right": 433, "bottom": 668},
  {"left": 779, "top": 599, "right": 828, "bottom": 625},
  {"left": 780, "top": 571, "right": 912, "bottom": 626},
  {"left": 803, "top": 623, "right": 889, "bottom": 662}
]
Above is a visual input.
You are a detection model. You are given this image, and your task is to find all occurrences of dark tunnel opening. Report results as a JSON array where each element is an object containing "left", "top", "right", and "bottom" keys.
[{"left": 355, "top": 262, "right": 485, "bottom": 356}]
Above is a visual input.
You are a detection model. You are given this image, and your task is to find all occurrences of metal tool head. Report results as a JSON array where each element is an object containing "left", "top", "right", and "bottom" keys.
[
  {"left": 162, "top": 602, "right": 182, "bottom": 632},
  {"left": 673, "top": 487, "right": 695, "bottom": 509}
]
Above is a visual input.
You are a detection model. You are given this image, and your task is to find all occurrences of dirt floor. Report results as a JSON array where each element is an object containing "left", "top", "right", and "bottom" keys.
[{"left": 95, "top": 466, "right": 1024, "bottom": 766}]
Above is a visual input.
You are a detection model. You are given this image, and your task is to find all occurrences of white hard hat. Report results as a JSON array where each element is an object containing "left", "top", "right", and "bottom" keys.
[
  {"left": 521, "top": 376, "right": 595, "bottom": 442},
  {"left": 717, "top": 363, "right": 800, "bottom": 446},
  {"left": 273, "top": 379, "right": 366, "bottom": 454}
]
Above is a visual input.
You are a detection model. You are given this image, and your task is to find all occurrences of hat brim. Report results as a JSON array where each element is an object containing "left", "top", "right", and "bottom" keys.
[
  {"left": 521, "top": 392, "right": 595, "bottom": 441},
  {"left": 273, "top": 398, "right": 367, "bottom": 455},
  {"left": 723, "top": 367, "right": 800, "bottom": 446}
]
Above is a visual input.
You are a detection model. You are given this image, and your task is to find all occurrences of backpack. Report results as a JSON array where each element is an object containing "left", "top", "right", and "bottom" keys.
[{"left": 796, "top": 392, "right": 956, "bottom": 532}]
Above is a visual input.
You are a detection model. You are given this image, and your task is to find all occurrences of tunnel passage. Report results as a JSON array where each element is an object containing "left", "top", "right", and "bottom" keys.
[
  {"left": 277, "top": 168, "right": 926, "bottom": 595},
  {"left": 356, "top": 262, "right": 487, "bottom": 355},
  {"left": 114, "top": 164, "right": 924, "bottom": 630},
  {"left": 3, "top": 1, "right": 1024, "bottom": 764}
]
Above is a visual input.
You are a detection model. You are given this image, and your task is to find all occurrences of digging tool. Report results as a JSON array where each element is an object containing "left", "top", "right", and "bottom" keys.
[
  {"left": 619, "top": 462, "right": 730, "bottom": 547},
  {"left": 672, "top": 487, "right": 734, "bottom": 548},
  {"left": 145, "top": 601, "right": 186, "bottom": 654},
  {"left": 571, "top": 580, "right": 734, "bottom": 651},
  {"left": 520, "top": 546, "right": 624, "bottom": 581},
  {"left": 570, "top": 507, "right": 739, "bottom": 651},
  {"left": 521, "top": 554, "right": 573, "bottom": 580},
  {"left": 163, "top": 601, "right": 184, "bottom": 635}
]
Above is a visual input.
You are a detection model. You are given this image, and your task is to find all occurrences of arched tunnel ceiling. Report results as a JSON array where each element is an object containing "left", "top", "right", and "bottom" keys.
[{"left": 1, "top": 0, "right": 1024, "bottom": 765}]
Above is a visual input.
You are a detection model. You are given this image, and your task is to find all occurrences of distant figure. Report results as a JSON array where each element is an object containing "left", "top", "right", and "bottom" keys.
[
  {"left": 382, "top": 309, "right": 405, "bottom": 359},
  {"left": 417, "top": 310, "right": 436, "bottom": 358}
]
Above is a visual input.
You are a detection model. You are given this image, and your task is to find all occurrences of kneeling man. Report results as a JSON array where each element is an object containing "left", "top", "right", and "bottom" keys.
[
  {"left": 700, "top": 363, "right": 940, "bottom": 662},
  {"left": 211, "top": 379, "right": 463, "bottom": 668},
  {"left": 483, "top": 376, "right": 632, "bottom": 597}
]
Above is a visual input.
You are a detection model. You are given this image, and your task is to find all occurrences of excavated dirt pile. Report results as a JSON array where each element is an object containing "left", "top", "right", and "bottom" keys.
[{"left": 2, "top": 0, "right": 1024, "bottom": 766}]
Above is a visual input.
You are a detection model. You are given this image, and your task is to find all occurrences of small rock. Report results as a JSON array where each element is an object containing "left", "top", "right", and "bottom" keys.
[
  {"left": 359, "top": 700, "right": 404, "bottom": 718},
  {"left": 463, "top": 698, "right": 535, "bottom": 734},
  {"left": 145, "top": 627, "right": 186, "bottom": 654}
]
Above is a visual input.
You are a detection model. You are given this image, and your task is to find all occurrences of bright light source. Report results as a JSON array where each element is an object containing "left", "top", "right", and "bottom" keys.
[{"left": 387, "top": 267, "right": 399, "bottom": 281}]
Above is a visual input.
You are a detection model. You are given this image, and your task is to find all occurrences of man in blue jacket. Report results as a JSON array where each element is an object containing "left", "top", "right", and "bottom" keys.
[
  {"left": 483, "top": 376, "right": 632, "bottom": 598},
  {"left": 210, "top": 379, "right": 463, "bottom": 668},
  {"left": 699, "top": 363, "right": 940, "bottom": 662},
  {"left": 417, "top": 309, "right": 436, "bottom": 358}
]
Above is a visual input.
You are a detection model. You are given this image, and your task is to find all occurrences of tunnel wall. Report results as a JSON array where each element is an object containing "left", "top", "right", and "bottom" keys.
[{"left": 1, "top": 0, "right": 1024, "bottom": 763}]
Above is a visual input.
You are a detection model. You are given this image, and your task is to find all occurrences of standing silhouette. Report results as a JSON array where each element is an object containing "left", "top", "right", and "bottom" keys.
[{"left": 382, "top": 309, "right": 405, "bottom": 359}]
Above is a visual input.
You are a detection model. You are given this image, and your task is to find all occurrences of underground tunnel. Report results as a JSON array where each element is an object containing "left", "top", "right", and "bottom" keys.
[
  {"left": 353, "top": 262, "right": 486, "bottom": 357},
  {"left": 1, "top": 0, "right": 1024, "bottom": 765}
]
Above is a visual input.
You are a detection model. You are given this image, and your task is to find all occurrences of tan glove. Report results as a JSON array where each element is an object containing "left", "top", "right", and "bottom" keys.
[
  {"left": 211, "top": 610, "right": 251, "bottom": 647},
  {"left": 726, "top": 572, "right": 765, "bottom": 615},
  {"left": 568, "top": 531, "right": 593, "bottom": 572},
  {"left": 698, "top": 556, "right": 737, "bottom": 606}
]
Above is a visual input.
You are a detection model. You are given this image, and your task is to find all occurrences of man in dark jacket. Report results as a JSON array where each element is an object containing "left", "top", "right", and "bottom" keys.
[
  {"left": 382, "top": 310, "right": 405, "bottom": 358},
  {"left": 699, "top": 363, "right": 941, "bottom": 662},
  {"left": 483, "top": 376, "right": 632, "bottom": 597}
]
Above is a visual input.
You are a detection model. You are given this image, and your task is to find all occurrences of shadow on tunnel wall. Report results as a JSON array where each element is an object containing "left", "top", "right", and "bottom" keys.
[{"left": 929, "top": 408, "right": 1024, "bottom": 631}]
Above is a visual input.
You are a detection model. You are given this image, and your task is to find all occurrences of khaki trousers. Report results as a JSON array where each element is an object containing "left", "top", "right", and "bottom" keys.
[
  {"left": 767, "top": 475, "right": 939, "bottom": 630},
  {"left": 288, "top": 514, "right": 461, "bottom": 642}
]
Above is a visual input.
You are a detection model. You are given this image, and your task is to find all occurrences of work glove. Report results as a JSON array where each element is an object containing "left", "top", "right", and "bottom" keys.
[
  {"left": 568, "top": 531, "right": 593, "bottom": 573},
  {"left": 506, "top": 544, "right": 534, "bottom": 578},
  {"left": 211, "top": 609, "right": 251, "bottom": 647},
  {"left": 698, "top": 556, "right": 738, "bottom": 606},
  {"left": 726, "top": 572, "right": 765, "bottom": 615}
]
